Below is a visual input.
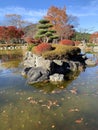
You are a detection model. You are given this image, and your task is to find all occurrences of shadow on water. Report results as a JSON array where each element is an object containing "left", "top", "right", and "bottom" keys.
[{"left": 0, "top": 51, "right": 98, "bottom": 130}]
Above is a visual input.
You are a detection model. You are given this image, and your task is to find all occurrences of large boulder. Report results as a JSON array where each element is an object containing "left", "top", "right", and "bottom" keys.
[
  {"left": 27, "top": 67, "right": 49, "bottom": 84},
  {"left": 49, "top": 73, "right": 64, "bottom": 82},
  {"left": 23, "top": 52, "right": 36, "bottom": 67},
  {"left": 22, "top": 52, "right": 86, "bottom": 83},
  {"left": 23, "top": 51, "right": 52, "bottom": 70}
]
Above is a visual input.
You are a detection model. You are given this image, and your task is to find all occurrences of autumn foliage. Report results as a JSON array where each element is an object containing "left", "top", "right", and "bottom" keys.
[
  {"left": 24, "top": 37, "right": 41, "bottom": 44},
  {"left": 90, "top": 32, "right": 98, "bottom": 43},
  {"left": 33, "top": 43, "right": 52, "bottom": 55},
  {"left": 44, "top": 6, "right": 75, "bottom": 40},
  {"left": 42, "top": 44, "right": 81, "bottom": 60},
  {"left": 74, "top": 41, "right": 81, "bottom": 46},
  {"left": 0, "top": 26, "right": 24, "bottom": 44},
  {"left": 60, "top": 39, "right": 75, "bottom": 46}
]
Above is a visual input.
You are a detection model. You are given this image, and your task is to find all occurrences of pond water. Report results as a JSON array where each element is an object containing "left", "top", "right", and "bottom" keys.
[{"left": 0, "top": 51, "right": 98, "bottom": 130}]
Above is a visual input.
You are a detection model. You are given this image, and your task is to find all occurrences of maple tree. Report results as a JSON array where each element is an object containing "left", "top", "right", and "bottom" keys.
[
  {"left": 33, "top": 43, "right": 52, "bottom": 55},
  {"left": 90, "top": 32, "right": 98, "bottom": 44},
  {"left": 44, "top": 6, "right": 75, "bottom": 40},
  {"left": 0, "top": 26, "right": 24, "bottom": 44},
  {"left": 60, "top": 39, "right": 75, "bottom": 46},
  {"left": 24, "top": 37, "right": 41, "bottom": 44}
]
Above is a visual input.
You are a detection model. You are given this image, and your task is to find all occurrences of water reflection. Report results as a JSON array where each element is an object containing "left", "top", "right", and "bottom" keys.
[{"left": 0, "top": 51, "right": 98, "bottom": 130}]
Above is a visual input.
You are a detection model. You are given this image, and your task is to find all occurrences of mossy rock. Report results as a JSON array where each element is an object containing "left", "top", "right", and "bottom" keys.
[{"left": 42, "top": 44, "right": 81, "bottom": 60}]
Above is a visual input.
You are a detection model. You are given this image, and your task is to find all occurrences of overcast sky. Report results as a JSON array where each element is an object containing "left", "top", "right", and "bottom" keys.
[{"left": 0, "top": 0, "right": 98, "bottom": 33}]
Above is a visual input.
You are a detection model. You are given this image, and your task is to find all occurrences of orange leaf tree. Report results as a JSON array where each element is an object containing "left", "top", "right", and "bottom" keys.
[
  {"left": 44, "top": 6, "right": 75, "bottom": 40},
  {"left": 90, "top": 32, "right": 98, "bottom": 44}
]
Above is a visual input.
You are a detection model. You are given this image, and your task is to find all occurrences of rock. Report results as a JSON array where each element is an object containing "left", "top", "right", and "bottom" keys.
[
  {"left": 27, "top": 67, "right": 49, "bottom": 84},
  {"left": 23, "top": 52, "right": 36, "bottom": 67},
  {"left": 35, "top": 55, "right": 51, "bottom": 70},
  {"left": 22, "top": 52, "right": 86, "bottom": 83},
  {"left": 21, "top": 67, "right": 32, "bottom": 76},
  {"left": 93, "top": 46, "right": 98, "bottom": 52},
  {"left": 85, "top": 59, "right": 96, "bottom": 66},
  {"left": 53, "top": 60, "right": 63, "bottom": 66},
  {"left": 23, "top": 52, "right": 52, "bottom": 70},
  {"left": 69, "top": 61, "right": 78, "bottom": 71},
  {"left": 49, "top": 73, "right": 64, "bottom": 82},
  {"left": 50, "top": 61, "right": 70, "bottom": 74}
]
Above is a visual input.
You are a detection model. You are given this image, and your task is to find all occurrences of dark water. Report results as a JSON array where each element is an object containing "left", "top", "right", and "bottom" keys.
[{"left": 0, "top": 52, "right": 98, "bottom": 130}]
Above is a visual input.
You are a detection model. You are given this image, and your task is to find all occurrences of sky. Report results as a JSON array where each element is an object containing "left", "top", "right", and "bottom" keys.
[{"left": 0, "top": 0, "right": 98, "bottom": 33}]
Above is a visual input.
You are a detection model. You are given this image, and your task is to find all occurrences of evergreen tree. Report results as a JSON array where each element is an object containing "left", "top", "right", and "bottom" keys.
[{"left": 35, "top": 19, "right": 58, "bottom": 43}]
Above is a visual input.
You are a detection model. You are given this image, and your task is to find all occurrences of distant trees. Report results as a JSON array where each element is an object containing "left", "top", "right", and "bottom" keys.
[
  {"left": 44, "top": 6, "right": 76, "bottom": 40},
  {"left": 73, "top": 31, "right": 90, "bottom": 43},
  {"left": 0, "top": 26, "right": 24, "bottom": 44},
  {"left": 90, "top": 32, "right": 98, "bottom": 44},
  {"left": 35, "top": 19, "right": 58, "bottom": 43},
  {"left": 5, "top": 14, "right": 32, "bottom": 28}
]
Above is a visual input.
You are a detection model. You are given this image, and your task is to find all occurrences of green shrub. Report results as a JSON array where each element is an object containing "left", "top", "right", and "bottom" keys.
[
  {"left": 27, "top": 44, "right": 37, "bottom": 51},
  {"left": 86, "top": 43, "right": 95, "bottom": 47}
]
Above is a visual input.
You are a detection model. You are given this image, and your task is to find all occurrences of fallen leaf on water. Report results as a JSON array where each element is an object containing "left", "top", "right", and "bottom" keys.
[
  {"left": 60, "top": 86, "right": 64, "bottom": 89},
  {"left": 69, "top": 108, "right": 79, "bottom": 112},
  {"left": 38, "top": 121, "right": 41, "bottom": 124},
  {"left": 51, "top": 125, "right": 55, "bottom": 128},
  {"left": 75, "top": 118, "right": 83, "bottom": 124},
  {"left": 27, "top": 97, "right": 33, "bottom": 101},
  {"left": 67, "top": 96, "right": 71, "bottom": 99},
  {"left": 29, "top": 100, "right": 37, "bottom": 104},
  {"left": 70, "top": 88, "right": 77, "bottom": 94}
]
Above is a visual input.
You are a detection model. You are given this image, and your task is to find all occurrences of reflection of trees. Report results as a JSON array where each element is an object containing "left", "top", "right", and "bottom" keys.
[
  {"left": 0, "top": 50, "right": 23, "bottom": 68},
  {"left": 0, "top": 54, "right": 22, "bottom": 62},
  {"left": 1, "top": 60, "right": 21, "bottom": 68}
]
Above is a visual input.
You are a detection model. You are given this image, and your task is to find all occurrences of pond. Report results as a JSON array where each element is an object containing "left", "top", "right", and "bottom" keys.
[{"left": 0, "top": 50, "right": 98, "bottom": 130}]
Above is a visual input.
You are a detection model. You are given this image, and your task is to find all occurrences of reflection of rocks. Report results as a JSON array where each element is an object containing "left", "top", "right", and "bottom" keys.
[{"left": 22, "top": 51, "right": 86, "bottom": 84}]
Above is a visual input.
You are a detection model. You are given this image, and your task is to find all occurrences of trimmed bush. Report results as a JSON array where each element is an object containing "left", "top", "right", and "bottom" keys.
[
  {"left": 42, "top": 44, "right": 81, "bottom": 60},
  {"left": 33, "top": 43, "right": 52, "bottom": 55},
  {"left": 60, "top": 39, "right": 75, "bottom": 46}
]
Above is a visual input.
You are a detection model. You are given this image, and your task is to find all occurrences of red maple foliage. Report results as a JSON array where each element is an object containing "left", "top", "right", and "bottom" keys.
[
  {"left": 90, "top": 32, "right": 98, "bottom": 43},
  {"left": 0, "top": 26, "right": 24, "bottom": 43},
  {"left": 59, "top": 39, "right": 75, "bottom": 46},
  {"left": 24, "top": 37, "right": 41, "bottom": 44},
  {"left": 34, "top": 43, "right": 52, "bottom": 55}
]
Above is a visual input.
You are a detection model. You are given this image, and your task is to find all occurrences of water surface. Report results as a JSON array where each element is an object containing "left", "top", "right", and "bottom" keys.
[{"left": 0, "top": 51, "right": 98, "bottom": 130}]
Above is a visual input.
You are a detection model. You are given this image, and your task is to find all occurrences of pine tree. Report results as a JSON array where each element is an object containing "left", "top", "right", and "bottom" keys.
[{"left": 35, "top": 19, "right": 58, "bottom": 43}]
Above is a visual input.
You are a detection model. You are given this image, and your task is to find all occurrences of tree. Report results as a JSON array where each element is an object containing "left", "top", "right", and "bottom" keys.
[
  {"left": 5, "top": 14, "right": 31, "bottom": 28},
  {"left": 44, "top": 6, "right": 76, "bottom": 40},
  {"left": 35, "top": 19, "right": 58, "bottom": 43},
  {"left": 0, "top": 26, "right": 24, "bottom": 44},
  {"left": 23, "top": 24, "right": 38, "bottom": 37},
  {"left": 72, "top": 28, "right": 91, "bottom": 44},
  {"left": 90, "top": 32, "right": 98, "bottom": 44}
]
